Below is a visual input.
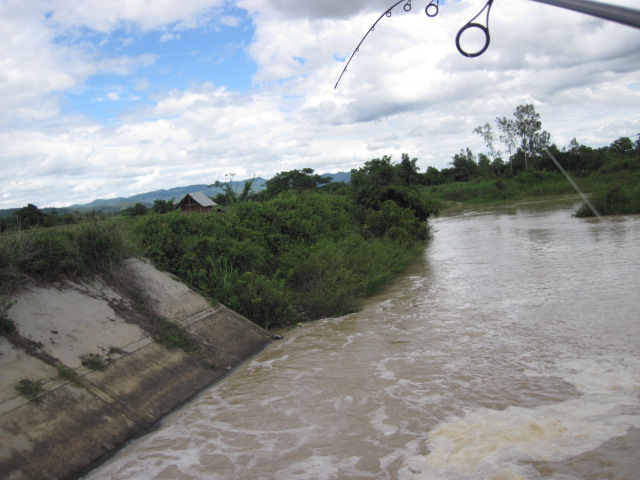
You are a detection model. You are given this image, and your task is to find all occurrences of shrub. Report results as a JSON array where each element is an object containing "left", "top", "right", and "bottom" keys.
[
  {"left": 576, "top": 184, "right": 640, "bottom": 217},
  {"left": 79, "top": 353, "right": 108, "bottom": 371},
  {"left": 16, "top": 378, "right": 43, "bottom": 400}
]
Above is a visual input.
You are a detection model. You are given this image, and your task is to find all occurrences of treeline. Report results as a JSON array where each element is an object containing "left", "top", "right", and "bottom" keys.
[
  {"left": 0, "top": 200, "right": 177, "bottom": 232},
  {"left": 424, "top": 104, "right": 639, "bottom": 184},
  {"left": 1, "top": 158, "right": 435, "bottom": 329},
  {"left": 420, "top": 104, "right": 640, "bottom": 216}
]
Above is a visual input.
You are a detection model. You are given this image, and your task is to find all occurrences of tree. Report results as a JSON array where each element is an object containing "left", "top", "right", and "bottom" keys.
[
  {"left": 496, "top": 116, "right": 518, "bottom": 175},
  {"left": 473, "top": 122, "right": 501, "bottom": 163},
  {"left": 512, "top": 104, "right": 550, "bottom": 169},
  {"left": 477, "top": 153, "right": 492, "bottom": 178},
  {"left": 263, "top": 168, "right": 330, "bottom": 198},
  {"left": 210, "top": 174, "right": 257, "bottom": 205},
  {"left": 350, "top": 155, "right": 435, "bottom": 221},
  {"left": 397, "top": 153, "right": 423, "bottom": 185},
  {"left": 152, "top": 199, "right": 175, "bottom": 214},
  {"left": 122, "top": 203, "right": 149, "bottom": 216},
  {"left": 13, "top": 204, "right": 45, "bottom": 228},
  {"left": 451, "top": 148, "right": 478, "bottom": 181},
  {"left": 609, "top": 136, "right": 634, "bottom": 155}
]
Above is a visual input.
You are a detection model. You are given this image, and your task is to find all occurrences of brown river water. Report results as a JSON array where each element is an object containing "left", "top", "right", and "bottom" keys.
[{"left": 87, "top": 198, "right": 640, "bottom": 480}]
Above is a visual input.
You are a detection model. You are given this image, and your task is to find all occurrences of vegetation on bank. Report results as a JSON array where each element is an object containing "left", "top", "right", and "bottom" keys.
[{"left": 1, "top": 158, "right": 434, "bottom": 329}]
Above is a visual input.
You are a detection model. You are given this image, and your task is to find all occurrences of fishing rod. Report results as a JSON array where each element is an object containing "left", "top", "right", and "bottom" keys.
[
  {"left": 528, "top": 0, "right": 640, "bottom": 30},
  {"left": 334, "top": 0, "right": 640, "bottom": 88}
]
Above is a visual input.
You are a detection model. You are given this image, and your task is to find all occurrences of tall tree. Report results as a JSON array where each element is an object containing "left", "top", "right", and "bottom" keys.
[
  {"left": 512, "top": 104, "right": 549, "bottom": 169},
  {"left": 473, "top": 122, "right": 501, "bottom": 163},
  {"left": 496, "top": 116, "right": 518, "bottom": 175}
]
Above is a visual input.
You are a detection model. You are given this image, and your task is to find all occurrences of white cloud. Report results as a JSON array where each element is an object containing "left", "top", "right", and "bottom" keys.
[{"left": 0, "top": 0, "right": 639, "bottom": 208}]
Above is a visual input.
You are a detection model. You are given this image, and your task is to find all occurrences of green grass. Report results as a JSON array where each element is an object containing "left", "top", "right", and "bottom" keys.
[{"left": 0, "top": 218, "right": 138, "bottom": 296}]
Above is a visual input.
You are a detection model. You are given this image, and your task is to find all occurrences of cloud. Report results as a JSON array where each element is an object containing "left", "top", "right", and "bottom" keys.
[{"left": 0, "top": 0, "right": 639, "bottom": 208}]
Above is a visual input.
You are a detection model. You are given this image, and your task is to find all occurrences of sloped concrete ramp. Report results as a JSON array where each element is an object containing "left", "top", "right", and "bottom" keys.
[{"left": 0, "top": 259, "right": 273, "bottom": 480}]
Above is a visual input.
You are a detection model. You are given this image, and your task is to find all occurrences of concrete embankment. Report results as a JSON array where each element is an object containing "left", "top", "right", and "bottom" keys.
[{"left": 0, "top": 258, "right": 273, "bottom": 479}]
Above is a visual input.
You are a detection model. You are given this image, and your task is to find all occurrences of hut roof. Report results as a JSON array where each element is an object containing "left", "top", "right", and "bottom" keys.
[{"left": 177, "top": 192, "right": 216, "bottom": 208}]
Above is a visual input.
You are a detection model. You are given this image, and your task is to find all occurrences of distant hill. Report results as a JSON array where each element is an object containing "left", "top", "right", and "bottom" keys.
[{"left": 0, "top": 172, "right": 351, "bottom": 216}]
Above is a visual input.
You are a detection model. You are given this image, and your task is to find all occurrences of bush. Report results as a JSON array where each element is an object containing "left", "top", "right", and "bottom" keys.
[
  {"left": 576, "top": 184, "right": 640, "bottom": 217},
  {"left": 136, "top": 190, "right": 430, "bottom": 328},
  {"left": 16, "top": 378, "right": 43, "bottom": 400},
  {"left": 79, "top": 353, "right": 108, "bottom": 371}
]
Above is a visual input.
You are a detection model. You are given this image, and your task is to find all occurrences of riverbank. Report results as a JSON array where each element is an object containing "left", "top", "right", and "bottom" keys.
[{"left": 0, "top": 258, "right": 274, "bottom": 480}]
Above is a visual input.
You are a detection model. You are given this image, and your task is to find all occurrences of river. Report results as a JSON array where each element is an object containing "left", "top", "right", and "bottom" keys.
[{"left": 87, "top": 198, "right": 640, "bottom": 480}]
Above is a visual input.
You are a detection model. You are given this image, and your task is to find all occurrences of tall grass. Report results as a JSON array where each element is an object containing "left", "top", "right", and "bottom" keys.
[{"left": 0, "top": 219, "right": 136, "bottom": 295}]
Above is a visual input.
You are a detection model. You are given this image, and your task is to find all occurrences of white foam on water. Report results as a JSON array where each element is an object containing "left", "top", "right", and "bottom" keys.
[
  {"left": 398, "top": 357, "right": 640, "bottom": 480},
  {"left": 247, "top": 354, "right": 290, "bottom": 371},
  {"left": 274, "top": 455, "right": 365, "bottom": 480}
]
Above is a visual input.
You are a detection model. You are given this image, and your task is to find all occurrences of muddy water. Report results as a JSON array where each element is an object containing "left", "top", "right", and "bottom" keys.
[{"left": 88, "top": 198, "right": 640, "bottom": 480}]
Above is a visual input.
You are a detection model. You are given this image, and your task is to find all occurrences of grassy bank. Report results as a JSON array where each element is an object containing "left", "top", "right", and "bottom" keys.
[
  {"left": 426, "top": 155, "right": 640, "bottom": 217},
  {"left": 1, "top": 161, "right": 435, "bottom": 330},
  {"left": 0, "top": 219, "right": 138, "bottom": 296}
]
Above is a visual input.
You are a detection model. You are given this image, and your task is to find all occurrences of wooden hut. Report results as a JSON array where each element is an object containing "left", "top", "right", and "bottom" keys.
[{"left": 176, "top": 192, "right": 217, "bottom": 213}]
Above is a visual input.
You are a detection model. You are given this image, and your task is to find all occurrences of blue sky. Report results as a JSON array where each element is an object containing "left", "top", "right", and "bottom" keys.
[
  {"left": 1, "top": 0, "right": 639, "bottom": 208},
  {"left": 58, "top": 7, "right": 256, "bottom": 122}
]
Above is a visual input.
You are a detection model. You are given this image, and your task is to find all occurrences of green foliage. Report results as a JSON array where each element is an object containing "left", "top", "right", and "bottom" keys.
[
  {"left": 152, "top": 199, "right": 175, "bottom": 214},
  {"left": 121, "top": 203, "right": 149, "bottom": 217},
  {"left": 0, "top": 204, "right": 82, "bottom": 232},
  {"left": 79, "top": 353, "right": 108, "bottom": 371},
  {"left": 136, "top": 184, "right": 431, "bottom": 328},
  {"left": 349, "top": 154, "right": 436, "bottom": 222},
  {"left": 608, "top": 136, "right": 634, "bottom": 155},
  {"left": 16, "top": 378, "right": 43, "bottom": 400},
  {"left": 261, "top": 168, "right": 330, "bottom": 199},
  {"left": 575, "top": 184, "right": 640, "bottom": 217},
  {"left": 365, "top": 200, "right": 431, "bottom": 240}
]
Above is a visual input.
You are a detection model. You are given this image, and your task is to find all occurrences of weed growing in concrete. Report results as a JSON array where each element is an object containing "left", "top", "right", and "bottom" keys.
[
  {"left": 16, "top": 378, "right": 43, "bottom": 401},
  {"left": 79, "top": 353, "right": 108, "bottom": 371},
  {"left": 108, "top": 346, "right": 127, "bottom": 355},
  {"left": 153, "top": 321, "right": 199, "bottom": 354},
  {"left": 57, "top": 365, "right": 83, "bottom": 384}
]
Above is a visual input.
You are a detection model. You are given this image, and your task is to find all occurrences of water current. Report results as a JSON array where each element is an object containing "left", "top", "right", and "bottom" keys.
[{"left": 88, "top": 198, "right": 640, "bottom": 480}]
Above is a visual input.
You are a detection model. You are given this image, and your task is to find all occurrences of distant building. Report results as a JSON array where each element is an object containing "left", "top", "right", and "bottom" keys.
[{"left": 176, "top": 193, "right": 217, "bottom": 213}]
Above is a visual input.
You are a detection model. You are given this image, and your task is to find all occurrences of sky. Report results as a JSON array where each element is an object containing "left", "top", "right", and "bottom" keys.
[{"left": 1, "top": 0, "right": 639, "bottom": 209}]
